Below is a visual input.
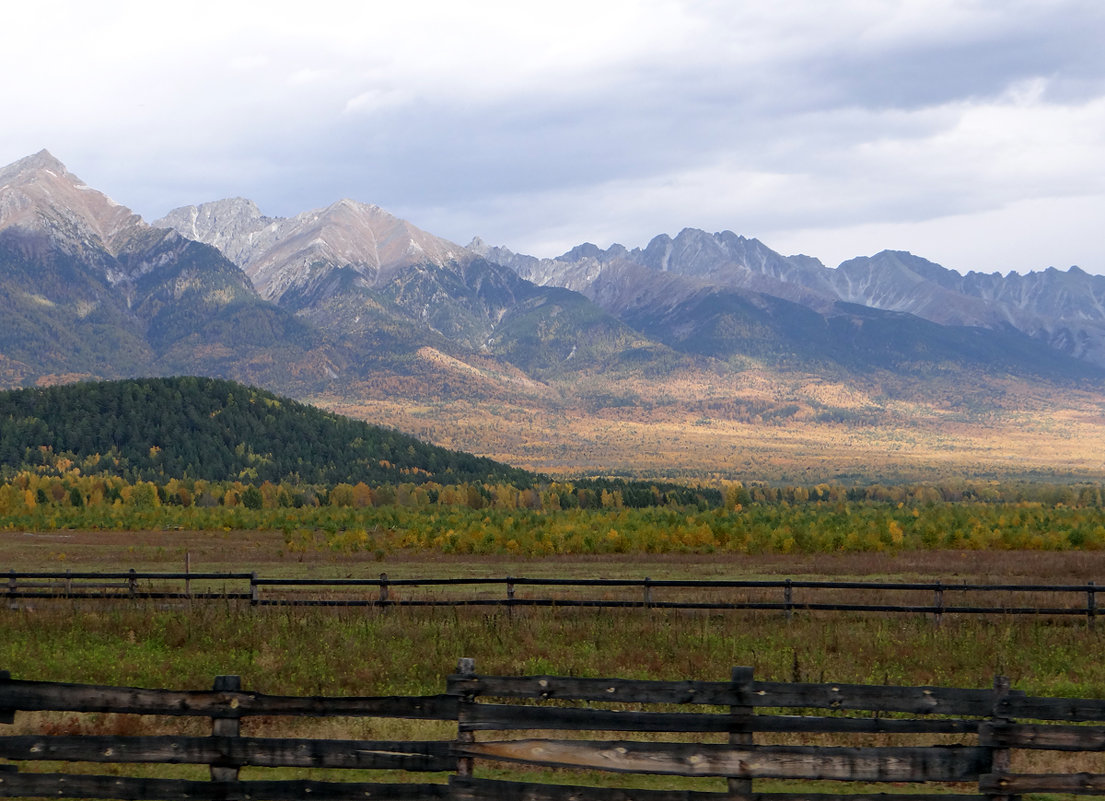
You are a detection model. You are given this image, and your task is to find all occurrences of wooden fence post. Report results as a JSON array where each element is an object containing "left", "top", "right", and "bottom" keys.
[
  {"left": 981, "top": 675, "right": 1014, "bottom": 801},
  {"left": 456, "top": 658, "right": 476, "bottom": 778},
  {"left": 1088, "top": 581, "right": 1096, "bottom": 629},
  {"left": 127, "top": 568, "right": 137, "bottom": 600},
  {"left": 784, "top": 579, "right": 793, "bottom": 620},
  {"left": 250, "top": 572, "right": 259, "bottom": 606},
  {"left": 6, "top": 570, "right": 13, "bottom": 606},
  {"left": 644, "top": 577, "right": 653, "bottom": 608},
  {"left": 211, "top": 675, "right": 242, "bottom": 783},
  {"left": 933, "top": 580, "right": 944, "bottom": 627},
  {"left": 0, "top": 670, "right": 13, "bottom": 725},
  {"left": 379, "top": 573, "right": 390, "bottom": 606},
  {"left": 729, "top": 666, "right": 755, "bottom": 800}
]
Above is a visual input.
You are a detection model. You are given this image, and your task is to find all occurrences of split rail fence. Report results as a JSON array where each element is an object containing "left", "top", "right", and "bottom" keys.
[
  {"left": 2, "top": 662, "right": 1105, "bottom": 800},
  {"left": 3, "top": 570, "right": 1102, "bottom": 622}
]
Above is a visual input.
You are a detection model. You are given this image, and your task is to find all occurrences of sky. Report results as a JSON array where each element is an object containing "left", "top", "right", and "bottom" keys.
[{"left": 4, "top": 0, "right": 1105, "bottom": 274}]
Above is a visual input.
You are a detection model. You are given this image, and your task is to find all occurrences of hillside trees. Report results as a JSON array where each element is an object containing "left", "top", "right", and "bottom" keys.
[{"left": 0, "top": 377, "right": 536, "bottom": 487}]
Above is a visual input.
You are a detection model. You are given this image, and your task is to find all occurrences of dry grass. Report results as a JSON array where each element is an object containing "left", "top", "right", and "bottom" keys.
[
  {"left": 3, "top": 575, "right": 1102, "bottom": 794},
  {"left": 7, "top": 530, "right": 1105, "bottom": 580},
  {"left": 309, "top": 367, "right": 1105, "bottom": 482}
]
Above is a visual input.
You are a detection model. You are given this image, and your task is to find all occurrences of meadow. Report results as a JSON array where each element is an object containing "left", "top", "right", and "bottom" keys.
[
  {"left": 5, "top": 530, "right": 1105, "bottom": 792},
  {"left": 6, "top": 489, "right": 1105, "bottom": 561},
  {"left": 5, "top": 475, "right": 1105, "bottom": 791},
  {"left": 4, "top": 525, "right": 1104, "bottom": 696}
]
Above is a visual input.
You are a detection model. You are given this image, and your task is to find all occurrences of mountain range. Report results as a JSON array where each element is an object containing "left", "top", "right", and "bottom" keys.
[
  {"left": 1, "top": 148, "right": 1102, "bottom": 435},
  {"left": 475, "top": 232, "right": 1105, "bottom": 375}
]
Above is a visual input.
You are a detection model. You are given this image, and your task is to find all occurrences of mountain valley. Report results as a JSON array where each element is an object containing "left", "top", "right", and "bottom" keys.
[{"left": 2, "top": 149, "right": 1104, "bottom": 482}]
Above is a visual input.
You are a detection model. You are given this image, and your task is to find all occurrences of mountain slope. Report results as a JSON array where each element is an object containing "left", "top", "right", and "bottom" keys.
[
  {"left": 159, "top": 198, "right": 681, "bottom": 379},
  {"left": 834, "top": 252, "right": 1105, "bottom": 366},
  {"left": 0, "top": 151, "right": 339, "bottom": 389},
  {"left": 480, "top": 230, "right": 1105, "bottom": 380},
  {"left": 0, "top": 376, "right": 537, "bottom": 485}
]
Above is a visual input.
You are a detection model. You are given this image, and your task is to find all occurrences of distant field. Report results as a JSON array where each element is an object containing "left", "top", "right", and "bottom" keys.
[
  {"left": 6, "top": 528, "right": 1105, "bottom": 581},
  {"left": 312, "top": 368, "right": 1105, "bottom": 481}
]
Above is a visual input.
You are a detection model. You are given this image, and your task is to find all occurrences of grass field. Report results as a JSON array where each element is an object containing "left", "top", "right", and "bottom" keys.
[
  {"left": 3, "top": 533, "right": 1103, "bottom": 693},
  {"left": 3, "top": 580, "right": 1103, "bottom": 789},
  {"left": 8, "top": 527, "right": 1105, "bottom": 580},
  {"left": 3, "top": 535, "right": 1104, "bottom": 793}
]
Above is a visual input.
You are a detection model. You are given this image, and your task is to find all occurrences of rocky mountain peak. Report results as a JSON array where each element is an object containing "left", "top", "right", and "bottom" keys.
[
  {"left": 159, "top": 195, "right": 470, "bottom": 302},
  {"left": 559, "top": 242, "right": 608, "bottom": 263},
  {"left": 155, "top": 198, "right": 276, "bottom": 269},
  {"left": 0, "top": 149, "right": 68, "bottom": 183},
  {"left": 0, "top": 150, "right": 143, "bottom": 260}
]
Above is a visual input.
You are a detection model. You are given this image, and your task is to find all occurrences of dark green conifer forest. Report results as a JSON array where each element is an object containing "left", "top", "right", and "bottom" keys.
[{"left": 0, "top": 377, "right": 536, "bottom": 487}]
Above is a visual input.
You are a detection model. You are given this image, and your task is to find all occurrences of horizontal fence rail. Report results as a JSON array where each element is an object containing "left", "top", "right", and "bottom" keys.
[
  {"left": 3, "top": 569, "right": 1101, "bottom": 621},
  {"left": 4, "top": 665, "right": 1105, "bottom": 800}
]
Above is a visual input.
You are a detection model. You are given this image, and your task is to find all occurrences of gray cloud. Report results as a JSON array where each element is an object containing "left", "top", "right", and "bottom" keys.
[{"left": 3, "top": 0, "right": 1105, "bottom": 274}]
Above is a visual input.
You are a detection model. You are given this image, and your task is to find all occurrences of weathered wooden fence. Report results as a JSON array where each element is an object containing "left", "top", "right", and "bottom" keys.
[
  {"left": 3, "top": 663, "right": 1105, "bottom": 800},
  {"left": 3, "top": 570, "right": 1102, "bottom": 622}
]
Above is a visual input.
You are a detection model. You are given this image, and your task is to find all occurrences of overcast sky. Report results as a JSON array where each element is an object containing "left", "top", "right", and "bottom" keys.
[{"left": 4, "top": 0, "right": 1105, "bottom": 274}]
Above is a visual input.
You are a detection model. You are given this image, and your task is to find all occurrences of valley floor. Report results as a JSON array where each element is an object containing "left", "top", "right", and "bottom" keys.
[
  {"left": 9, "top": 528, "right": 1105, "bottom": 582},
  {"left": 310, "top": 367, "right": 1105, "bottom": 482}
]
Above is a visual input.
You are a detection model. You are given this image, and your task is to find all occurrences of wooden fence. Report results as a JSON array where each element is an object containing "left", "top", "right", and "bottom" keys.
[
  {"left": 4, "top": 569, "right": 1102, "bottom": 622},
  {"left": 3, "top": 663, "right": 1105, "bottom": 800}
]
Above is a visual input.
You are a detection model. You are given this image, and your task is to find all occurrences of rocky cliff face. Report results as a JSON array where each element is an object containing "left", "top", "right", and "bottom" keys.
[{"left": 157, "top": 198, "right": 468, "bottom": 303}]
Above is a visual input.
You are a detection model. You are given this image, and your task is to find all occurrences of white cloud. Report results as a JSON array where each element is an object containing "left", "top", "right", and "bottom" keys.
[{"left": 3, "top": 0, "right": 1105, "bottom": 273}]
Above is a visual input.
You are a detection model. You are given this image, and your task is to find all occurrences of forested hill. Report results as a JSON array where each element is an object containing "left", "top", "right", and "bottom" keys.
[{"left": 0, "top": 377, "right": 538, "bottom": 486}]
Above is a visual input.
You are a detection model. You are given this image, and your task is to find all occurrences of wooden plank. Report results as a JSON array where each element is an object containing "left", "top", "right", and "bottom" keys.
[
  {"left": 455, "top": 740, "right": 990, "bottom": 781},
  {"left": 0, "top": 734, "right": 455, "bottom": 771},
  {"left": 462, "top": 704, "right": 740, "bottom": 733},
  {"left": 980, "top": 772, "right": 1105, "bottom": 794},
  {"left": 0, "top": 773, "right": 448, "bottom": 800},
  {"left": 1001, "top": 694, "right": 1105, "bottom": 722},
  {"left": 449, "top": 675, "right": 1002, "bottom": 715},
  {"left": 0, "top": 592, "right": 253, "bottom": 601},
  {"left": 449, "top": 779, "right": 986, "bottom": 801},
  {"left": 981, "top": 721, "right": 1105, "bottom": 751},
  {"left": 467, "top": 703, "right": 972, "bottom": 735},
  {"left": 750, "top": 681, "right": 1004, "bottom": 716},
  {"left": 749, "top": 795, "right": 986, "bottom": 801},
  {"left": 5, "top": 571, "right": 251, "bottom": 580},
  {"left": 748, "top": 715, "right": 978, "bottom": 735},
  {"left": 0, "top": 678, "right": 458, "bottom": 719},
  {"left": 448, "top": 676, "right": 742, "bottom": 705},
  {"left": 449, "top": 776, "right": 727, "bottom": 801}
]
